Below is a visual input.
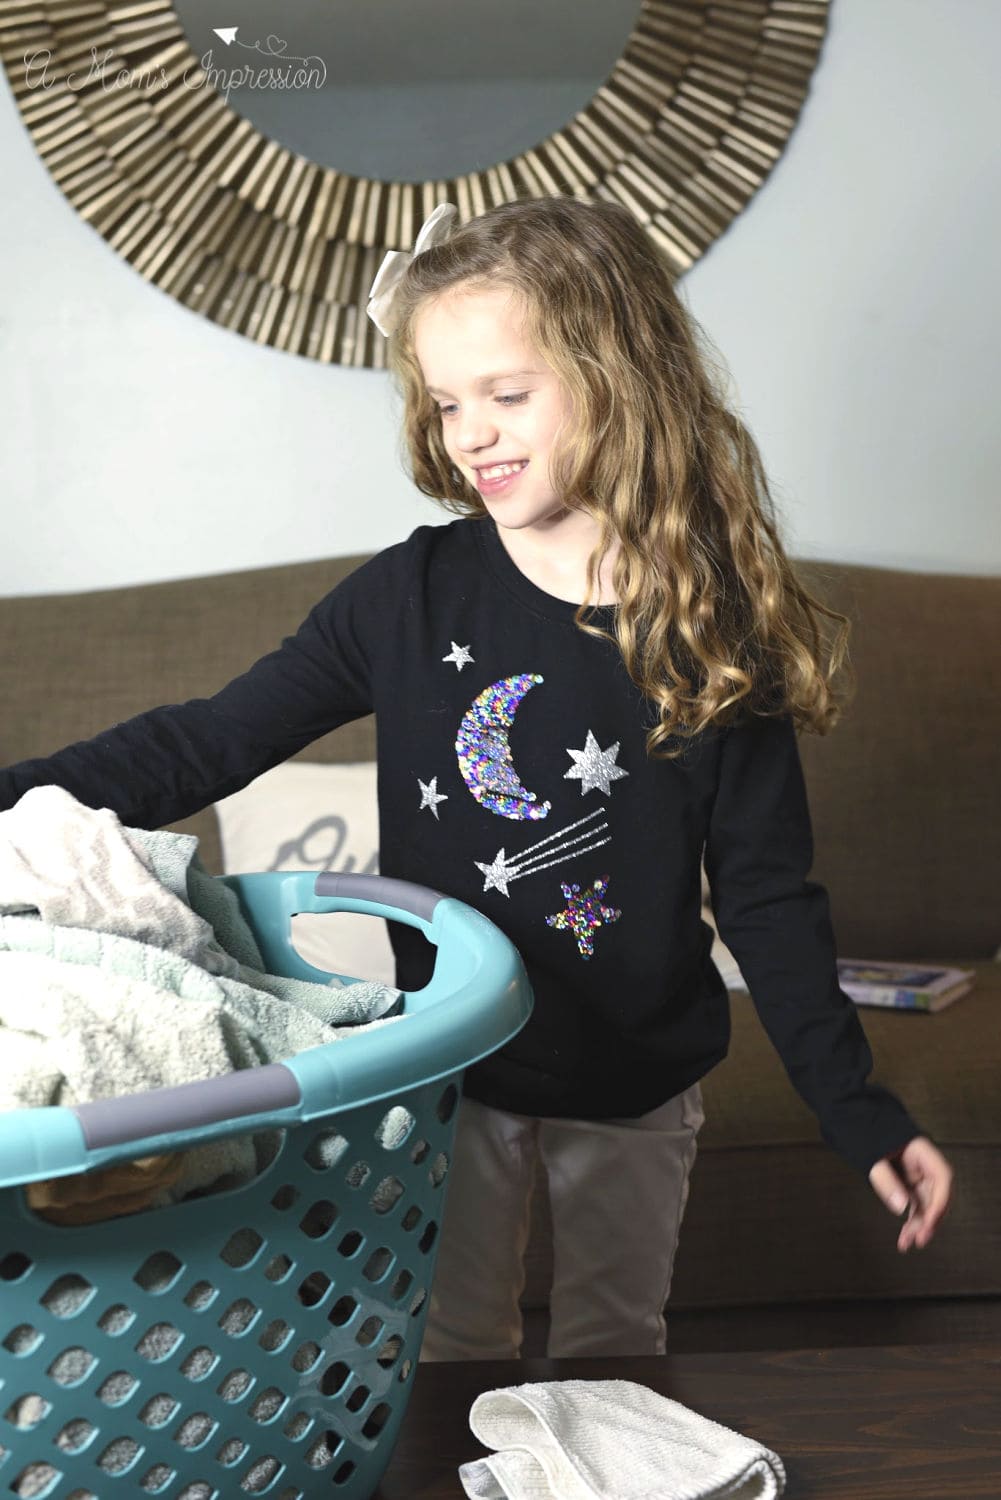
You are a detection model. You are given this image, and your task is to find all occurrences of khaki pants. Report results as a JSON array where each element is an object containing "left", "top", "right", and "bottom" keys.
[{"left": 420, "top": 1081, "right": 704, "bottom": 1361}]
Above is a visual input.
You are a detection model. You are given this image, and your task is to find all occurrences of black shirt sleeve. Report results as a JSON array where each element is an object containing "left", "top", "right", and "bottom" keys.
[
  {"left": 703, "top": 709, "right": 923, "bottom": 1178},
  {"left": 0, "top": 554, "right": 381, "bottom": 831}
]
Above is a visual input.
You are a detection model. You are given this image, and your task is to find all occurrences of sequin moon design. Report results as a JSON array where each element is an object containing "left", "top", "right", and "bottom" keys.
[
  {"left": 545, "top": 875, "right": 621, "bottom": 959},
  {"left": 455, "top": 674, "right": 552, "bottom": 821}
]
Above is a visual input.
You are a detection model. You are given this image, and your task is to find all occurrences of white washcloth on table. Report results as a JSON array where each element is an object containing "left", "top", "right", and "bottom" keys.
[{"left": 458, "top": 1380, "right": 786, "bottom": 1500}]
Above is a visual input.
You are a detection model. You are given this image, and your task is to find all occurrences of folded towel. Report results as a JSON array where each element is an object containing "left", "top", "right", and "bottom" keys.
[
  {"left": 0, "top": 786, "right": 405, "bottom": 1208},
  {"left": 458, "top": 1380, "right": 786, "bottom": 1500}
]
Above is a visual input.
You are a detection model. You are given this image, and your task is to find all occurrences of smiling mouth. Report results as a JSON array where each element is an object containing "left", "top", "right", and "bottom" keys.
[{"left": 476, "top": 460, "right": 529, "bottom": 481}]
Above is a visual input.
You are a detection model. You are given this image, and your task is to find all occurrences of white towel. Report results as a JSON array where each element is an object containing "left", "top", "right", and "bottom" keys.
[{"left": 458, "top": 1380, "right": 786, "bottom": 1500}]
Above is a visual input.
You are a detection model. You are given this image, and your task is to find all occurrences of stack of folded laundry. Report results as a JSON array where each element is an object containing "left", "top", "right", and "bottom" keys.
[{"left": 0, "top": 785, "right": 404, "bottom": 1222}]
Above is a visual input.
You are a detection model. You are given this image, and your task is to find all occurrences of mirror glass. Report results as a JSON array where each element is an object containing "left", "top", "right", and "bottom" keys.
[{"left": 172, "top": 0, "right": 643, "bottom": 183}]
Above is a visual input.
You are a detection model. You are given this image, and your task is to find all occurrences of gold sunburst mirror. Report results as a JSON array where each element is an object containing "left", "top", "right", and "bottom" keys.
[{"left": 0, "top": 0, "right": 831, "bottom": 368}]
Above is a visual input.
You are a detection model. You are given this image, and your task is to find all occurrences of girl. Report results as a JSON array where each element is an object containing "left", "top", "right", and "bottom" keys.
[{"left": 0, "top": 194, "right": 952, "bottom": 1361}]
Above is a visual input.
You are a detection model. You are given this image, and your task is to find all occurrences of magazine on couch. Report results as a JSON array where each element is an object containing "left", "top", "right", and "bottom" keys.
[{"left": 837, "top": 959, "right": 975, "bottom": 1012}]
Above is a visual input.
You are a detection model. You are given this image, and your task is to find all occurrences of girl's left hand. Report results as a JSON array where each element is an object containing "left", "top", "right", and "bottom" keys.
[{"left": 868, "top": 1135, "right": 954, "bottom": 1252}]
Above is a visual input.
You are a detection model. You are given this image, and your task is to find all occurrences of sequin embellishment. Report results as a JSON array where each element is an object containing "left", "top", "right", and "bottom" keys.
[
  {"left": 545, "top": 875, "right": 621, "bottom": 959},
  {"left": 455, "top": 674, "right": 552, "bottom": 821}
]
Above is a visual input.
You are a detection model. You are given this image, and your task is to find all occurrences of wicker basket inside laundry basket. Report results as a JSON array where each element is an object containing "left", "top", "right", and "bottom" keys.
[{"left": 0, "top": 871, "right": 533, "bottom": 1500}]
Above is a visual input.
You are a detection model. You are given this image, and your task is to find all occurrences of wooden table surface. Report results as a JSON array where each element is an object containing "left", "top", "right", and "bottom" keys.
[{"left": 374, "top": 1342, "right": 1001, "bottom": 1498}]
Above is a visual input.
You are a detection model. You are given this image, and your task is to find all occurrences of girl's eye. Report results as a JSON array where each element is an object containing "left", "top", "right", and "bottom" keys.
[{"left": 437, "top": 393, "right": 529, "bottom": 417}]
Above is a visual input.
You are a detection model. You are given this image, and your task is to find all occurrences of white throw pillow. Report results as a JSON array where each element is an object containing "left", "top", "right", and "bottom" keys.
[
  {"left": 214, "top": 762, "right": 396, "bottom": 987},
  {"left": 700, "top": 858, "right": 747, "bottom": 991}
]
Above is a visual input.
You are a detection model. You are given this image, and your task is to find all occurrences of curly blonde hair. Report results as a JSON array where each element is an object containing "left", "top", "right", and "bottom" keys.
[{"left": 384, "top": 193, "right": 853, "bottom": 759}]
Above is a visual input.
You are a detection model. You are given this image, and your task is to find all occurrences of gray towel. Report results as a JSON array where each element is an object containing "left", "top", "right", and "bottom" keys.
[{"left": 0, "top": 786, "right": 405, "bottom": 1201}]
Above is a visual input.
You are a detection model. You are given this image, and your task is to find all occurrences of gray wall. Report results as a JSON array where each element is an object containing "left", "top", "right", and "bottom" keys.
[{"left": 1, "top": 0, "right": 997, "bottom": 596}]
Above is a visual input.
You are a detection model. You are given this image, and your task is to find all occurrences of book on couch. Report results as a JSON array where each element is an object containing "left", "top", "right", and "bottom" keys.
[{"left": 837, "top": 959, "right": 975, "bottom": 1012}]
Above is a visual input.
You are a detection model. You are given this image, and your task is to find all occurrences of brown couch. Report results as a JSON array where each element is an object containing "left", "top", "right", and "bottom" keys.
[{"left": 3, "top": 551, "right": 999, "bottom": 1353}]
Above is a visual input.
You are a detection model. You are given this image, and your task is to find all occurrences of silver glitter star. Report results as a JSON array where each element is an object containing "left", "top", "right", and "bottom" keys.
[
  {"left": 474, "top": 848, "right": 516, "bottom": 897},
  {"left": 417, "top": 775, "right": 449, "bottom": 819},
  {"left": 564, "top": 730, "right": 629, "bottom": 797},
  {"left": 442, "top": 641, "right": 475, "bottom": 671}
]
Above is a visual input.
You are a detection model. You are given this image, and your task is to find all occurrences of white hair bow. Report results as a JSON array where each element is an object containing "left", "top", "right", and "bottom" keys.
[{"left": 365, "top": 201, "right": 459, "bottom": 338}]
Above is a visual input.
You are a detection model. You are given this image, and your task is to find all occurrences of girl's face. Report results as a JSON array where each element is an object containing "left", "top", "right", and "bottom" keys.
[{"left": 414, "top": 284, "right": 575, "bottom": 538}]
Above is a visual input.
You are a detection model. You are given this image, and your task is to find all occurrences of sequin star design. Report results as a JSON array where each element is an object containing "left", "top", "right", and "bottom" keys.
[
  {"left": 564, "top": 731, "right": 629, "bottom": 797},
  {"left": 545, "top": 875, "right": 621, "bottom": 960},
  {"left": 442, "top": 641, "right": 475, "bottom": 672},
  {"left": 417, "top": 776, "right": 449, "bottom": 820}
]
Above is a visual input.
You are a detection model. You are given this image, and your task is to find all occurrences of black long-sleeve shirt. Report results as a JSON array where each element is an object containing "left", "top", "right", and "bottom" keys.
[{"left": 1, "top": 516, "right": 922, "bottom": 1176}]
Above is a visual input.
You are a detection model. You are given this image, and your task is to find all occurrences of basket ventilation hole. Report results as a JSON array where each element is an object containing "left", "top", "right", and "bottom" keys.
[
  {"left": 410, "top": 1288, "right": 427, "bottom": 1318},
  {"left": 40, "top": 1275, "right": 94, "bottom": 1318},
  {"left": 242, "top": 1454, "right": 281, "bottom": 1492},
  {"left": 290, "top": 1340, "right": 321, "bottom": 1374},
  {"left": 282, "top": 1411, "right": 312, "bottom": 1441},
  {"left": 3, "top": 1324, "right": 43, "bottom": 1356},
  {"left": 138, "top": 1464, "right": 174, "bottom": 1493},
  {"left": 217, "top": 1438, "right": 247, "bottom": 1466},
  {"left": 345, "top": 1160, "right": 370, "bottom": 1189},
  {"left": 136, "top": 1322, "right": 183, "bottom": 1362},
  {"left": 429, "top": 1151, "right": 450, "bottom": 1188},
  {"left": 98, "top": 1303, "right": 135, "bottom": 1335},
  {"left": 5, "top": 1394, "right": 51, "bottom": 1428},
  {"left": 400, "top": 1205, "right": 422, "bottom": 1232},
  {"left": 296, "top": 1271, "right": 330, "bottom": 1308},
  {"left": 437, "top": 1084, "right": 459, "bottom": 1123},
  {"left": 410, "top": 1138, "right": 430, "bottom": 1165},
  {"left": 263, "top": 1254, "right": 294, "bottom": 1283},
  {"left": 138, "top": 1395, "right": 180, "bottom": 1429},
  {"left": 376, "top": 1334, "right": 403, "bottom": 1369},
  {"left": 319, "top": 1361, "right": 350, "bottom": 1396},
  {"left": 133, "top": 1253, "right": 183, "bottom": 1294},
  {"left": 258, "top": 1318, "right": 291, "bottom": 1352},
  {"left": 46, "top": 1346, "right": 97, "bottom": 1386},
  {"left": 55, "top": 1418, "right": 96, "bottom": 1454},
  {"left": 362, "top": 1247, "right": 394, "bottom": 1282},
  {"left": 399, "top": 1358, "right": 413, "bottom": 1382},
  {"left": 217, "top": 1368, "right": 253, "bottom": 1403},
  {"left": 248, "top": 1387, "right": 285, "bottom": 1424},
  {"left": 66, "top": 1490, "right": 98, "bottom": 1500},
  {"left": 355, "top": 1316, "right": 383, "bottom": 1349},
  {"left": 305, "top": 1430, "right": 343, "bottom": 1469},
  {"left": 176, "top": 1485, "right": 213, "bottom": 1500},
  {"left": 180, "top": 1283, "right": 214, "bottom": 1315},
  {"left": 327, "top": 1296, "right": 357, "bottom": 1329},
  {"left": 0, "top": 1252, "right": 32, "bottom": 1282},
  {"left": 419, "top": 1220, "right": 439, "bottom": 1254},
  {"left": 275, "top": 1489, "right": 304, "bottom": 1500},
  {"left": 299, "top": 1200, "right": 338, "bottom": 1239},
  {"left": 333, "top": 1459, "right": 357, "bottom": 1485},
  {"left": 374, "top": 1105, "right": 416, "bottom": 1150},
  {"left": 175, "top": 1412, "right": 216, "bottom": 1450},
  {"left": 362, "top": 1402, "right": 391, "bottom": 1440},
  {"left": 337, "top": 1230, "right": 363, "bottom": 1258},
  {"left": 10, "top": 1461, "right": 62, "bottom": 1496},
  {"left": 180, "top": 1345, "right": 218, "bottom": 1381},
  {"left": 218, "top": 1298, "right": 259, "bottom": 1336},
  {"left": 303, "top": 1130, "right": 348, "bottom": 1171},
  {"left": 389, "top": 1270, "right": 413, "bottom": 1301},
  {"left": 97, "top": 1371, "right": 139, "bottom": 1406},
  {"left": 270, "top": 1184, "right": 300, "bottom": 1211},
  {"left": 220, "top": 1229, "right": 264, "bottom": 1268},
  {"left": 371, "top": 1176, "right": 405, "bottom": 1215},
  {"left": 97, "top": 1435, "right": 140, "bottom": 1473},
  {"left": 345, "top": 1383, "right": 369, "bottom": 1414}
]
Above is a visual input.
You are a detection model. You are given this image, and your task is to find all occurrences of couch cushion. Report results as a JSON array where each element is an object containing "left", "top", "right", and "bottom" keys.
[{"left": 794, "top": 561, "right": 1001, "bottom": 959}]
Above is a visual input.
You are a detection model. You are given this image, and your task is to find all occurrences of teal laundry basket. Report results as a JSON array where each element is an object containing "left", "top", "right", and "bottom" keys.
[{"left": 0, "top": 871, "right": 533, "bottom": 1500}]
